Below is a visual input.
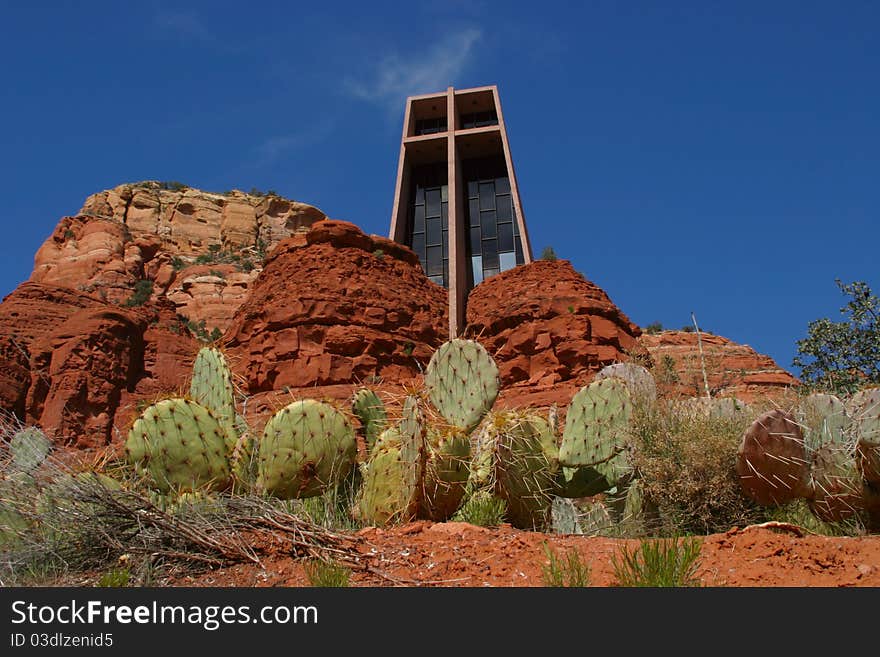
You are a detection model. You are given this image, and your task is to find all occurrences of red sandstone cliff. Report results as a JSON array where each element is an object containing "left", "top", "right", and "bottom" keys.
[{"left": 639, "top": 330, "right": 799, "bottom": 401}]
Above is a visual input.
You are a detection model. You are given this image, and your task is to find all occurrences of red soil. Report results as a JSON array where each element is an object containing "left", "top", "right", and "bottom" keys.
[{"left": 167, "top": 522, "right": 880, "bottom": 588}]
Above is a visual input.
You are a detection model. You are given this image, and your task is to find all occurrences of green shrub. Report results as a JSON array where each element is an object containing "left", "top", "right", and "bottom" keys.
[
  {"left": 123, "top": 280, "right": 153, "bottom": 307},
  {"left": 645, "top": 321, "right": 664, "bottom": 335},
  {"left": 611, "top": 535, "right": 702, "bottom": 587},
  {"left": 540, "top": 246, "right": 557, "bottom": 261},
  {"left": 540, "top": 543, "right": 591, "bottom": 587}
]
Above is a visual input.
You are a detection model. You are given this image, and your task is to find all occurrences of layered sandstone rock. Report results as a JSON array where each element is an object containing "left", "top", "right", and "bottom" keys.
[
  {"left": 225, "top": 220, "right": 448, "bottom": 391},
  {"left": 162, "top": 264, "right": 257, "bottom": 334},
  {"left": 639, "top": 330, "right": 799, "bottom": 401},
  {"left": 76, "top": 182, "right": 325, "bottom": 254},
  {"left": 30, "top": 182, "right": 326, "bottom": 328},
  {"left": 464, "top": 260, "right": 642, "bottom": 389},
  {"left": 26, "top": 308, "right": 147, "bottom": 449},
  {"left": 0, "top": 282, "right": 198, "bottom": 446}
]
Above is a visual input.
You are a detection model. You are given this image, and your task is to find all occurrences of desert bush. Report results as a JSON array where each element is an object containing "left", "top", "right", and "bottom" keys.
[
  {"left": 628, "top": 399, "right": 764, "bottom": 534},
  {"left": 611, "top": 535, "right": 702, "bottom": 587},
  {"left": 540, "top": 543, "right": 591, "bottom": 587}
]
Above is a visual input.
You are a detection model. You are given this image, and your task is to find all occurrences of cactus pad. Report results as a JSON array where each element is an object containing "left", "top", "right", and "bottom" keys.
[
  {"left": 356, "top": 396, "right": 425, "bottom": 525},
  {"left": 257, "top": 399, "right": 356, "bottom": 499},
  {"left": 808, "top": 444, "right": 864, "bottom": 523},
  {"left": 489, "top": 412, "right": 558, "bottom": 530},
  {"left": 418, "top": 426, "right": 471, "bottom": 521},
  {"left": 424, "top": 339, "right": 500, "bottom": 432},
  {"left": 351, "top": 388, "right": 388, "bottom": 454},
  {"left": 797, "top": 392, "right": 850, "bottom": 453},
  {"left": 126, "top": 398, "right": 231, "bottom": 493},
  {"left": 594, "top": 362, "right": 657, "bottom": 404},
  {"left": 189, "top": 347, "right": 238, "bottom": 450},
  {"left": 559, "top": 378, "right": 632, "bottom": 469},
  {"left": 849, "top": 389, "right": 880, "bottom": 485},
  {"left": 735, "top": 409, "right": 810, "bottom": 506},
  {"left": 8, "top": 426, "right": 51, "bottom": 474}
]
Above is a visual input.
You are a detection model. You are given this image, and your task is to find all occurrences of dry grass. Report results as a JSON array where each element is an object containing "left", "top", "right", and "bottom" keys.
[{"left": 628, "top": 399, "right": 765, "bottom": 534}]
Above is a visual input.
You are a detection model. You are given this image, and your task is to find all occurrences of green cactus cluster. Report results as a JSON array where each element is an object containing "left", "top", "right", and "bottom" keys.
[
  {"left": 125, "top": 346, "right": 358, "bottom": 504},
  {"left": 735, "top": 389, "right": 880, "bottom": 529}
]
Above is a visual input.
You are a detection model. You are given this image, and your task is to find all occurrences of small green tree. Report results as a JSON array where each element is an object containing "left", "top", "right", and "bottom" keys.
[
  {"left": 540, "top": 246, "right": 558, "bottom": 261},
  {"left": 793, "top": 280, "right": 880, "bottom": 393}
]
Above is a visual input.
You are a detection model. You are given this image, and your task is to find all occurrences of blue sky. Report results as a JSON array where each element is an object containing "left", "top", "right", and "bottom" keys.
[{"left": 1, "top": 1, "right": 877, "bottom": 375}]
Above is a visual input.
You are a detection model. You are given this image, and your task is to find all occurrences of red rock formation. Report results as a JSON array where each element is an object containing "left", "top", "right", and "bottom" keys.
[
  {"left": 0, "top": 283, "right": 106, "bottom": 418},
  {"left": 26, "top": 308, "right": 147, "bottom": 449},
  {"left": 224, "top": 220, "right": 448, "bottom": 392},
  {"left": 162, "top": 264, "right": 257, "bottom": 334},
  {"left": 464, "top": 260, "right": 642, "bottom": 391},
  {"left": 0, "top": 282, "right": 199, "bottom": 446},
  {"left": 639, "top": 330, "right": 799, "bottom": 401},
  {"left": 30, "top": 183, "right": 326, "bottom": 330}
]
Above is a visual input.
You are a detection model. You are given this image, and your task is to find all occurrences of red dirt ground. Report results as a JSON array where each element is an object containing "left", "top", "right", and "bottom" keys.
[{"left": 165, "top": 521, "right": 880, "bottom": 588}]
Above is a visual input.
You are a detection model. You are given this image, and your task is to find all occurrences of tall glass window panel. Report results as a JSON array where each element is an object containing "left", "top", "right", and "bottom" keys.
[
  {"left": 468, "top": 199, "right": 480, "bottom": 226},
  {"left": 470, "top": 227, "right": 481, "bottom": 254},
  {"left": 471, "top": 256, "right": 484, "bottom": 285},
  {"left": 426, "top": 217, "right": 442, "bottom": 246},
  {"left": 479, "top": 182, "right": 495, "bottom": 210},
  {"left": 427, "top": 246, "right": 443, "bottom": 277},
  {"left": 499, "top": 251, "right": 517, "bottom": 272},
  {"left": 426, "top": 189, "right": 441, "bottom": 218},
  {"left": 480, "top": 211, "right": 497, "bottom": 238},
  {"left": 498, "top": 223, "right": 514, "bottom": 252},
  {"left": 482, "top": 242, "right": 499, "bottom": 269},
  {"left": 496, "top": 195, "right": 512, "bottom": 222}
]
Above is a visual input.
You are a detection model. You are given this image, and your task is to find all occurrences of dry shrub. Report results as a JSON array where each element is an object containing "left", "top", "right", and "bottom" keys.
[{"left": 629, "top": 399, "right": 764, "bottom": 534}]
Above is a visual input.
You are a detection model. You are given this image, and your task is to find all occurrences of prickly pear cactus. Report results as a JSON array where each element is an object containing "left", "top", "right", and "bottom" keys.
[
  {"left": 126, "top": 398, "right": 232, "bottom": 493},
  {"left": 808, "top": 443, "right": 864, "bottom": 523},
  {"left": 487, "top": 412, "right": 558, "bottom": 530},
  {"left": 559, "top": 378, "right": 632, "bottom": 480},
  {"left": 735, "top": 409, "right": 810, "bottom": 506},
  {"left": 424, "top": 339, "right": 500, "bottom": 432},
  {"left": 189, "top": 347, "right": 238, "bottom": 449},
  {"left": 418, "top": 426, "right": 472, "bottom": 521},
  {"left": 594, "top": 362, "right": 657, "bottom": 404},
  {"left": 256, "top": 399, "right": 357, "bottom": 499},
  {"left": 351, "top": 388, "right": 388, "bottom": 454},
  {"left": 849, "top": 389, "right": 880, "bottom": 485},
  {"left": 551, "top": 497, "right": 583, "bottom": 535},
  {"left": 797, "top": 392, "right": 850, "bottom": 453},
  {"left": 8, "top": 427, "right": 51, "bottom": 474},
  {"left": 356, "top": 397, "right": 425, "bottom": 525}
]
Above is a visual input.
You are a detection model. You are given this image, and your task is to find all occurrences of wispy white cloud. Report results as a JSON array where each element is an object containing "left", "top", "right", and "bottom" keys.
[
  {"left": 153, "top": 9, "right": 214, "bottom": 43},
  {"left": 252, "top": 120, "right": 335, "bottom": 168},
  {"left": 345, "top": 28, "right": 482, "bottom": 110}
]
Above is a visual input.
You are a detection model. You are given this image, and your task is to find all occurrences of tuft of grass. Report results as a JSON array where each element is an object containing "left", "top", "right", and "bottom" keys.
[
  {"left": 97, "top": 567, "right": 131, "bottom": 587},
  {"left": 611, "top": 535, "right": 702, "bottom": 587},
  {"left": 540, "top": 543, "right": 592, "bottom": 587},
  {"left": 453, "top": 491, "right": 507, "bottom": 528},
  {"left": 302, "top": 559, "right": 350, "bottom": 587}
]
